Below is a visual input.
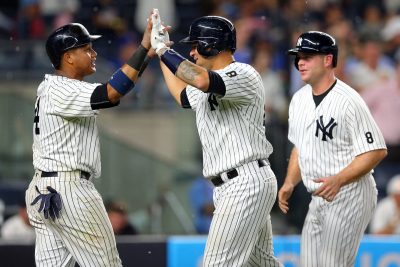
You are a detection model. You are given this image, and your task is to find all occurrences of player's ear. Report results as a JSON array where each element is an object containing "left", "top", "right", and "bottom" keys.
[
  {"left": 63, "top": 51, "right": 75, "bottom": 66},
  {"left": 325, "top": 54, "right": 333, "bottom": 68}
]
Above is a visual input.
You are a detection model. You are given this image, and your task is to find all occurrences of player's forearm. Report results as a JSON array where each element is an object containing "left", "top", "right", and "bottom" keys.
[
  {"left": 175, "top": 60, "right": 210, "bottom": 91},
  {"left": 107, "top": 45, "right": 150, "bottom": 103},
  {"left": 160, "top": 61, "right": 187, "bottom": 105},
  {"left": 284, "top": 147, "right": 302, "bottom": 187},
  {"left": 336, "top": 148, "right": 387, "bottom": 186},
  {"left": 156, "top": 47, "right": 210, "bottom": 92},
  {"left": 106, "top": 66, "right": 139, "bottom": 103}
]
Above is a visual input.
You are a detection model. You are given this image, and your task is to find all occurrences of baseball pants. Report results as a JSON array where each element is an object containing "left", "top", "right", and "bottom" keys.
[
  {"left": 301, "top": 176, "right": 377, "bottom": 267},
  {"left": 203, "top": 162, "right": 282, "bottom": 267},
  {"left": 26, "top": 170, "right": 122, "bottom": 267}
]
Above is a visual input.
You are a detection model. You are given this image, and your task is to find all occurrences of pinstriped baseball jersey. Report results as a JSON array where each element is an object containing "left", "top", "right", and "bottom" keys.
[
  {"left": 288, "top": 79, "right": 386, "bottom": 192},
  {"left": 185, "top": 62, "right": 273, "bottom": 177},
  {"left": 28, "top": 74, "right": 122, "bottom": 267},
  {"left": 33, "top": 74, "right": 102, "bottom": 178},
  {"left": 184, "top": 62, "right": 282, "bottom": 266},
  {"left": 288, "top": 78, "right": 386, "bottom": 266}
]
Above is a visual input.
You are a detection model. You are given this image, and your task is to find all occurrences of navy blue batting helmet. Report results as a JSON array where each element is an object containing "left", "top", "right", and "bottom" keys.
[
  {"left": 288, "top": 31, "right": 338, "bottom": 69},
  {"left": 180, "top": 16, "right": 236, "bottom": 57},
  {"left": 46, "top": 23, "right": 101, "bottom": 69}
]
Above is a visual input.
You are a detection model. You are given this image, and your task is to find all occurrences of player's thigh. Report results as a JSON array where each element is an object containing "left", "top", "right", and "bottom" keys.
[
  {"left": 34, "top": 225, "right": 75, "bottom": 267},
  {"left": 54, "top": 179, "right": 121, "bottom": 267},
  {"left": 320, "top": 188, "right": 376, "bottom": 266},
  {"left": 300, "top": 198, "right": 322, "bottom": 267},
  {"left": 204, "top": 169, "right": 277, "bottom": 265},
  {"left": 248, "top": 215, "right": 282, "bottom": 267}
]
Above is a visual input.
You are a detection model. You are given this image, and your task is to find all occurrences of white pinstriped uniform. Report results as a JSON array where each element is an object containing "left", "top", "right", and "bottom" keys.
[
  {"left": 288, "top": 79, "right": 386, "bottom": 267},
  {"left": 26, "top": 74, "right": 122, "bottom": 267},
  {"left": 185, "top": 62, "right": 282, "bottom": 266}
]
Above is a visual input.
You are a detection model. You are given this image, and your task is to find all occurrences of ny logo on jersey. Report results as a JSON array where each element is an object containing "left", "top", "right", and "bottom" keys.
[
  {"left": 208, "top": 94, "right": 219, "bottom": 111},
  {"left": 315, "top": 115, "right": 337, "bottom": 141}
]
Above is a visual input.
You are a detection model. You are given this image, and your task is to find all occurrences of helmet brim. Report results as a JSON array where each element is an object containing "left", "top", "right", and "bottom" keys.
[
  {"left": 89, "top": 35, "right": 102, "bottom": 41},
  {"left": 288, "top": 47, "right": 324, "bottom": 55}
]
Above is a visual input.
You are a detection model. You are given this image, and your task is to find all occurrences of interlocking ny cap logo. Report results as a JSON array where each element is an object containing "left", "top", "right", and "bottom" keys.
[
  {"left": 315, "top": 115, "right": 337, "bottom": 141},
  {"left": 297, "top": 37, "right": 302, "bottom": 46}
]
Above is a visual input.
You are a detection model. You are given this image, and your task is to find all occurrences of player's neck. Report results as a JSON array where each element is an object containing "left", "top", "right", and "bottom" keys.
[
  {"left": 311, "top": 72, "right": 336, "bottom": 95},
  {"left": 54, "top": 69, "right": 84, "bottom": 81},
  {"left": 210, "top": 53, "right": 234, "bottom": 70}
]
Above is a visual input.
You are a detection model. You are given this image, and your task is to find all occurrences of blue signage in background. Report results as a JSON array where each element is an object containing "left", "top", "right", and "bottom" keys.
[
  {"left": 168, "top": 236, "right": 206, "bottom": 267},
  {"left": 357, "top": 236, "right": 400, "bottom": 267},
  {"left": 167, "top": 235, "right": 400, "bottom": 267}
]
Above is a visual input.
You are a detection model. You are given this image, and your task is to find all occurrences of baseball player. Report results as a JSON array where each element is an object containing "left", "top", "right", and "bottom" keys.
[
  {"left": 25, "top": 21, "right": 154, "bottom": 266},
  {"left": 278, "top": 31, "right": 387, "bottom": 267},
  {"left": 151, "top": 10, "right": 282, "bottom": 266}
]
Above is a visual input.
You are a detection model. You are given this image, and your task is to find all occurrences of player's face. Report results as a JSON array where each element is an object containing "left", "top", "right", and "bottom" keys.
[
  {"left": 67, "top": 44, "right": 97, "bottom": 78},
  {"left": 296, "top": 52, "right": 329, "bottom": 84}
]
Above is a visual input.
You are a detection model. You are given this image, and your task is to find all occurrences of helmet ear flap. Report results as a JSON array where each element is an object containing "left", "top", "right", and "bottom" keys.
[
  {"left": 197, "top": 42, "right": 219, "bottom": 57},
  {"left": 332, "top": 51, "right": 338, "bottom": 67},
  {"left": 294, "top": 56, "right": 299, "bottom": 70}
]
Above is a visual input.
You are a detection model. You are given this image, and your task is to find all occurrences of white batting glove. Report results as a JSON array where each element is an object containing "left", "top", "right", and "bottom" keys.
[{"left": 151, "top": 9, "right": 170, "bottom": 56}]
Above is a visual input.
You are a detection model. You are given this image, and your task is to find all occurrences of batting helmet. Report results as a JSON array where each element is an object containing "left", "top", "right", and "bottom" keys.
[
  {"left": 180, "top": 16, "right": 236, "bottom": 57},
  {"left": 288, "top": 31, "right": 338, "bottom": 69},
  {"left": 46, "top": 23, "right": 101, "bottom": 69}
]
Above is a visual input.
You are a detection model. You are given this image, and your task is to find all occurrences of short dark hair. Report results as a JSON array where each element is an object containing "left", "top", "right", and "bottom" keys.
[{"left": 105, "top": 200, "right": 127, "bottom": 214}]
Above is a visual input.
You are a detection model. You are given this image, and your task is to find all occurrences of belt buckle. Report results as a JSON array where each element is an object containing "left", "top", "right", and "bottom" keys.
[{"left": 220, "top": 172, "right": 229, "bottom": 183}]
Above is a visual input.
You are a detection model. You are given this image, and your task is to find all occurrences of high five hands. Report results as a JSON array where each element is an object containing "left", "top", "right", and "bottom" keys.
[{"left": 150, "top": 9, "right": 173, "bottom": 56}]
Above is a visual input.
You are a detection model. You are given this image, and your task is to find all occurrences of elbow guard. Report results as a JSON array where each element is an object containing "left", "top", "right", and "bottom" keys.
[{"left": 91, "top": 84, "right": 119, "bottom": 110}]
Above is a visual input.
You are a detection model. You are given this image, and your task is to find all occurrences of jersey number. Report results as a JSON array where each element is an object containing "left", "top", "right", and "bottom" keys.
[
  {"left": 225, "top": 71, "right": 237, "bottom": 77},
  {"left": 365, "top": 132, "right": 374, "bottom": 144},
  {"left": 34, "top": 97, "right": 40, "bottom": 135}
]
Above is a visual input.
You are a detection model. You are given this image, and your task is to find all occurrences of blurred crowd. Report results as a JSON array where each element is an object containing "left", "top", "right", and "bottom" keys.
[{"left": 0, "top": 0, "right": 399, "bottom": 235}]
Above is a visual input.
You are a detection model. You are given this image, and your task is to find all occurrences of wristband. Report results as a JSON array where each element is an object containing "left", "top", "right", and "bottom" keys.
[
  {"left": 108, "top": 69, "right": 135, "bottom": 95},
  {"left": 160, "top": 49, "right": 186, "bottom": 74},
  {"left": 127, "top": 45, "right": 149, "bottom": 71},
  {"left": 138, "top": 56, "right": 151, "bottom": 77}
]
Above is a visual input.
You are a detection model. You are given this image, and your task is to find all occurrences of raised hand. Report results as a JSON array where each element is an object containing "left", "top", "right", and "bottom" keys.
[{"left": 151, "top": 9, "right": 170, "bottom": 55}]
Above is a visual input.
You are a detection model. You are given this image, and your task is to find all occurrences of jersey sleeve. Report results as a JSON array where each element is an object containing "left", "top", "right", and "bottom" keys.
[
  {"left": 287, "top": 92, "right": 301, "bottom": 146},
  {"left": 50, "top": 80, "right": 100, "bottom": 117},
  {"left": 287, "top": 99, "right": 295, "bottom": 145},
  {"left": 185, "top": 85, "right": 203, "bottom": 111},
  {"left": 346, "top": 96, "right": 386, "bottom": 156},
  {"left": 214, "top": 63, "right": 259, "bottom": 104}
]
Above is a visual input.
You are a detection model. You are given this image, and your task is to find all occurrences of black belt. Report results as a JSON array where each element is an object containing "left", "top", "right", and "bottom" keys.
[
  {"left": 210, "top": 159, "right": 269, "bottom": 187},
  {"left": 41, "top": 171, "right": 91, "bottom": 180}
]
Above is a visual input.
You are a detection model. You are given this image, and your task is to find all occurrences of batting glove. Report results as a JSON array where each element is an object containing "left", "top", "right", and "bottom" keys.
[
  {"left": 151, "top": 9, "right": 170, "bottom": 56},
  {"left": 31, "top": 186, "right": 62, "bottom": 221}
]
